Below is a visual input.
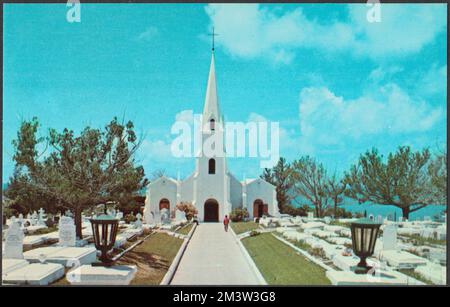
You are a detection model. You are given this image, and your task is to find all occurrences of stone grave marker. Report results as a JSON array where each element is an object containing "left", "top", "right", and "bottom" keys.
[
  {"left": 175, "top": 209, "right": 185, "bottom": 222},
  {"left": 38, "top": 208, "right": 47, "bottom": 226},
  {"left": 59, "top": 216, "right": 76, "bottom": 247},
  {"left": 4, "top": 221, "right": 24, "bottom": 259},
  {"left": 160, "top": 208, "right": 170, "bottom": 224},
  {"left": 383, "top": 224, "right": 397, "bottom": 251},
  {"left": 134, "top": 213, "right": 143, "bottom": 229}
]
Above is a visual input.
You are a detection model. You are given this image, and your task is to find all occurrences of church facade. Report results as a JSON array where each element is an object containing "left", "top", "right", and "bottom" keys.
[{"left": 143, "top": 52, "right": 279, "bottom": 223}]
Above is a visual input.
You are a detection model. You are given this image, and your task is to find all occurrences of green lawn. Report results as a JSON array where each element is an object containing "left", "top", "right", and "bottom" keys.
[
  {"left": 230, "top": 222, "right": 259, "bottom": 235},
  {"left": 242, "top": 233, "right": 331, "bottom": 285},
  {"left": 119, "top": 232, "right": 184, "bottom": 285},
  {"left": 177, "top": 223, "right": 194, "bottom": 235}
]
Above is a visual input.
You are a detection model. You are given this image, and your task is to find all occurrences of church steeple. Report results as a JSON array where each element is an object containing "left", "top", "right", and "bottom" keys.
[{"left": 202, "top": 52, "right": 222, "bottom": 123}]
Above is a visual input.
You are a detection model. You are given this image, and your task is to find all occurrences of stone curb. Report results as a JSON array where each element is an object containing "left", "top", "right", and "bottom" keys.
[
  {"left": 229, "top": 226, "right": 267, "bottom": 285},
  {"left": 160, "top": 223, "right": 197, "bottom": 285}
]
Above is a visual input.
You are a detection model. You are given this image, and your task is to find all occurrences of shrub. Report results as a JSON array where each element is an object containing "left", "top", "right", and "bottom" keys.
[
  {"left": 310, "top": 247, "right": 327, "bottom": 259},
  {"left": 323, "top": 207, "right": 354, "bottom": 218},
  {"left": 45, "top": 217, "right": 55, "bottom": 228},
  {"left": 282, "top": 204, "right": 310, "bottom": 217},
  {"left": 176, "top": 201, "right": 198, "bottom": 221},
  {"left": 229, "top": 208, "right": 249, "bottom": 222},
  {"left": 249, "top": 230, "right": 260, "bottom": 237},
  {"left": 124, "top": 213, "right": 137, "bottom": 224}
]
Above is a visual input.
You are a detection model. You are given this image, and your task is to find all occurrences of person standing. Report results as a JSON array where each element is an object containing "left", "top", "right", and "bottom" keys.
[{"left": 223, "top": 215, "right": 230, "bottom": 232}]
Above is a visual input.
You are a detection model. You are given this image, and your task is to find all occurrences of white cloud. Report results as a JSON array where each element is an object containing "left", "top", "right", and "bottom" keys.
[
  {"left": 138, "top": 138, "right": 173, "bottom": 163},
  {"left": 368, "top": 66, "right": 404, "bottom": 83},
  {"left": 205, "top": 4, "right": 446, "bottom": 63},
  {"left": 298, "top": 85, "right": 444, "bottom": 146},
  {"left": 137, "top": 26, "right": 159, "bottom": 41},
  {"left": 175, "top": 109, "right": 195, "bottom": 123},
  {"left": 420, "top": 64, "right": 447, "bottom": 96},
  {"left": 348, "top": 4, "right": 446, "bottom": 57}
]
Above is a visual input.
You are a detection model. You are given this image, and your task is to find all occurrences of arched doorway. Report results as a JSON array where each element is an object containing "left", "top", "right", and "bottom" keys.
[
  {"left": 253, "top": 199, "right": 268, "bottom": 218},
  {"left": 159, "top": 198, "right": 170, "bottom": 211},
  {"left": 204, "top": 199, "right": 219, "bottom": 222}
]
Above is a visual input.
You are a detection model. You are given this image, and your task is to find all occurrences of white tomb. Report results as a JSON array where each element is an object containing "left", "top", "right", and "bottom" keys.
[
  {"left": 67, "top": 264, "right": 137, "bottom": 285},
  {"left": 2, "top": 262, "right": 64, "bottom": 285}
]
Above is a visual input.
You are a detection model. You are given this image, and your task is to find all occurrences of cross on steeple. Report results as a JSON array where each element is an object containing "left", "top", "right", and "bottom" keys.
[{"left": 208, "top": 27, "right": 219, "bottom": 51}]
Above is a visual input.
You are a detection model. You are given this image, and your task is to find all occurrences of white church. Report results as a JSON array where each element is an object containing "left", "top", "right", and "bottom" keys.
[{"left": 143, "top": 50, "right": 279, "bottom": 223}]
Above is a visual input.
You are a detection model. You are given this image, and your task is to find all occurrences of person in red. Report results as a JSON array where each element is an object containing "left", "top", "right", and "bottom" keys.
[{"left": 223, "top": 215, "right": 230, "bottom": 232}]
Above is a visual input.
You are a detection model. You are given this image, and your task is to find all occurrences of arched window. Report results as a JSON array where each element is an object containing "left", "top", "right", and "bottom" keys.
[
  {"left": 210, "top": 119, "right": 215, "bottom": 131},
  {"left": 208, "top": 159, "right": 216, "bottom": 174}
]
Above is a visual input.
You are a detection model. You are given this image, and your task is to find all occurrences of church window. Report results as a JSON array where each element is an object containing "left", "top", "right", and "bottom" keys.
[
  {"left": 208, "top": 159, "right": 216, "bottom": 174},
  {"left": 210, "top": 119, "right": 215, "bottom": 131}
]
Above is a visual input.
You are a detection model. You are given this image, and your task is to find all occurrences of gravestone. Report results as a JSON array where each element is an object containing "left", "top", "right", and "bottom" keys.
[
  {"left": 144, "top": 210, "right": 154, "bottom": 225},
  {"left": 175, "top": 209, "right": 185, "bottom": 222},
  {"left": 59, "top": 216, "right": 76, "bottom": 247},
  {"left": 4, "top": 221, "right": 24, "bottom": 259},
  {"left": 38, "top": 208, "right": 47, "bottom": 226},
  {"left": 160, "top": 208, "right": 170, "bottom": 224},
  {"left": 383, "top": 225, "right": 397, "bottom": 251},
  {"left": 134, "top": 213, "right": 143, "bottom": 229},
  {"left": 307, "top": 212, "right": 314, "bottom": 220},
  {"left": 31, "top": 211, "right": 38, "bottom": 226}
]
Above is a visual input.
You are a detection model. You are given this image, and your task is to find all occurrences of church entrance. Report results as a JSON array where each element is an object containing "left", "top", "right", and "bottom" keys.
[
  {"left": 159, "top": 198, "right": 170, "bottom": 211},
  {"left": 253, "top": 199, "right": 268, "bottom": 218},
  {"left": 204, "top": 199, "right": 219, "bottom": 222}
]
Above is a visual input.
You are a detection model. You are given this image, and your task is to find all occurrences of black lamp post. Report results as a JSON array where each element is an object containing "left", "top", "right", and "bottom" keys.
[
  {"left": 350, "top": 218, "right": 381, "bottom": 274},
  {"left": 90, "top": 214, "right": 119, "bottom": 266}
]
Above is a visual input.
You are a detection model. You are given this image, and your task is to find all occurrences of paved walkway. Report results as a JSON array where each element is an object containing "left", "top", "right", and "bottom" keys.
[{"left": 170, "top": 223, "right": 263, "bottom": 285}]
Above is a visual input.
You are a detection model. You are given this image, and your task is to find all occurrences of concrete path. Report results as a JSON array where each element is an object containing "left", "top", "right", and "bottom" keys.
[{"left": 170, "top": 223, "right": 263, "bottom": 285}]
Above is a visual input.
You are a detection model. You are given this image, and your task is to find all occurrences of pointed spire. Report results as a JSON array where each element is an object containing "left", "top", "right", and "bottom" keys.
[{"left": 203, "top": 52, "right": 221, "bottom": 122}]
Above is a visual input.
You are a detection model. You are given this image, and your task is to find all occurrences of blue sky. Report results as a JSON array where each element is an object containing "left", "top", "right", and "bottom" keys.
[{"left": 3, "top": 3, "right": 447, "bottom": 183}]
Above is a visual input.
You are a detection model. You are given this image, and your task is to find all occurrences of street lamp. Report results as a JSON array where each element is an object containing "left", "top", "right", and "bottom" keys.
[
  {"left": 350, "top": 218, "right": 381, "bottom": 274},
  {"left": 90, "top": 214, "right": 119, "bottom": 266}
]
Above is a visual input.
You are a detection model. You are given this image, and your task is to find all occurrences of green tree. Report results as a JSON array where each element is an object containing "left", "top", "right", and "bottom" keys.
[
  {"left": 6, "top": 117, "right": 147, "bottom": 238},
  {"left": 291, "top": 156, "right": 330, "bottom": 218},
  {"left": 428, "top": 149, "right": 447, "bottom": 205},
  {"left": 260, "top": 157, "right": 294, "bottom": 213},
  {"left": 344, "top": 146, "right": 436, "bottom": 219},
  {"left": 327, "top": 173, "right": 347, "bottom": 218}
]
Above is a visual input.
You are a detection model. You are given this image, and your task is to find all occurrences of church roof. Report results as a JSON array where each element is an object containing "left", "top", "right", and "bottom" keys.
[{"left": 203, "top": 52, "right": 222, "bottom": 122}]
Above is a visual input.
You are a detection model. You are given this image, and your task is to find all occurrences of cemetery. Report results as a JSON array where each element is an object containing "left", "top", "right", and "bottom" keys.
[
  {"left": 235, "top": 214, "right": 447, "bottom": 285},
  {"left": 2, "top": 202, "right": 446, "bottom": 286},
  {"left": 2, "top": 206, "right": 193, "bottom": 285}
]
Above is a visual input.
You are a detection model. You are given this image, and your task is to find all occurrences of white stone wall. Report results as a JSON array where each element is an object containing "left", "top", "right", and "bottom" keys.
[
  {"left": 245, "top": 179, "right": 279, "bottom": 218},
  {"left": 145, "top": 177, "right": 177, "bottom": 220},
  {"left": 229, "top": 173, "right": 243, "bottom": 209}
]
